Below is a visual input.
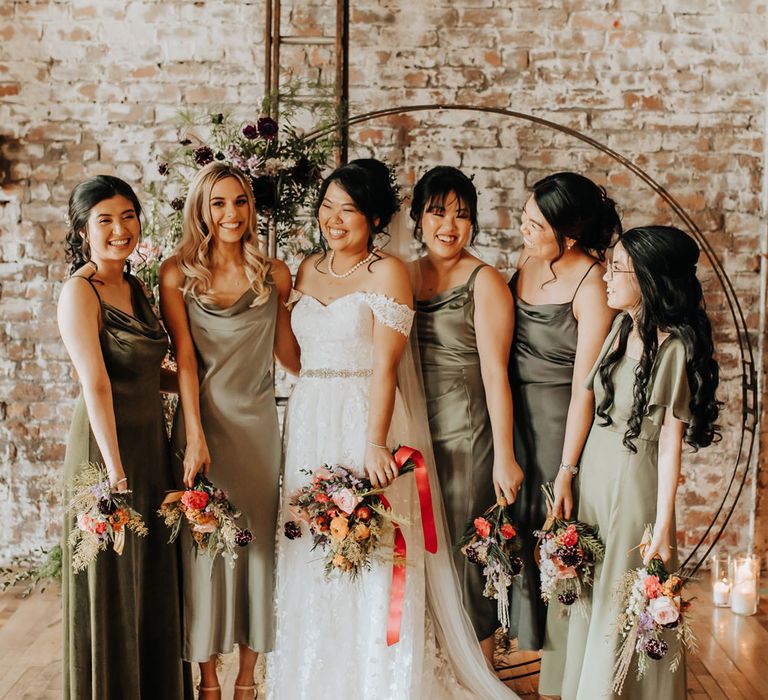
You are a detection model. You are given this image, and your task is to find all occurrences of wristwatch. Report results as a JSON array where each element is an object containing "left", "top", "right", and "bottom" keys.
[{"left": 559, "top": 461, "right": 579, "bottom": 476}]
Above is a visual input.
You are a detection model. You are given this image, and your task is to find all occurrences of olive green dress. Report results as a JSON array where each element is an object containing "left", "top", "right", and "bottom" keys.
[
  {"left": 561, "top": 314, "right": 689, "bottom": 700},
  {"left": 507, "top": 264, "right": 596, "bottom": 695},
  {"left": 62, "top": 274, "right": 189, "bottom": 700},
  {"left": 416, "top": 263, "right": 499, "bottom": 640},
  {"left": 171, "top": 284, "right": 280, "bottom": 661}
]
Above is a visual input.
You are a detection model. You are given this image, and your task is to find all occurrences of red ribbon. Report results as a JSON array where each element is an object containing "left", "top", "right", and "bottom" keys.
[{"left": 383, "top": 446, "right": 438, "bottom": 646}]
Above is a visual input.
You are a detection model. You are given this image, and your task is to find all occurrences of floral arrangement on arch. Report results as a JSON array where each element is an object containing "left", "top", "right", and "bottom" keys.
[{"left": 137, "top": 93, "right": 337, "bottom": 290}]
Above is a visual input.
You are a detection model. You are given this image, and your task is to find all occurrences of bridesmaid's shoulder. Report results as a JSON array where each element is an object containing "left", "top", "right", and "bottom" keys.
[
  {"left": 159, "top": 255, "right": 183, "bottom": 286},
  {"left": 472, "top": 260, "right": 512, "bottom": 301},
  {"left": 268, "top": 258, "right": 292, "bottom": 297},
  {"left": 59, "top": 267, "right": 99, "bottom": 310}
]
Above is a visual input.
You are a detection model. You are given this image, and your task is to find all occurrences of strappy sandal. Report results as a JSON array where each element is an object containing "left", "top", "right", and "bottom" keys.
[
  {"left": 233, "top": 684, "right": 257, "bottom": 699},
  {"left": 198, "top": 685, "right": 221, "bottom": 698}
]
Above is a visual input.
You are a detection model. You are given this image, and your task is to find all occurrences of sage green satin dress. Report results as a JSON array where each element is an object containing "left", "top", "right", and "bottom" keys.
[
  {"left": 416, "top": 263, "right": 499, "bottom": 640},
  {"left": 171, "top": 284, "right": 280, "bottom": 661},
  {"left": 562, "top": 315, "right": 689, "bottom": 700},
  {"left": 62, "top": 274, "right": 189, "bottom": 700},
  {"left": 507, "top": 264, "right": 596, "bottom": 695}
]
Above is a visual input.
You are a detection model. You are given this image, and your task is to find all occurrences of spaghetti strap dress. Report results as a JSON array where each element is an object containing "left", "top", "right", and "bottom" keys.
[
  {"left": 61, "top": 274, "right": 189, "bottom": 700},
  {"left": 507, "top": 262, "right": 597, "bottom": 695},
  {"left": 415, "top": 263, "right": 499, "bottom": 640}
]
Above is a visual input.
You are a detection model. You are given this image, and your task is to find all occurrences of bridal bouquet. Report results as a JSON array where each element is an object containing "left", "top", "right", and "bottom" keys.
[
  {"left": 458, "top": 497, "right": 523, "bottom": 632},
  {"left": 535, "top": 482, "right": 605, "bottom": 614},
  {"left": 66, "top": 462, "right": 147, "bottom": 573},
  {"left": 612, "top": 525, "right": 696, "bottom": 695},
  {"left": 158, "top": 475, "right": 253, "bottom": 567},
  {"left": 283, "top": 447, "right": 433, "bottom": 580}
]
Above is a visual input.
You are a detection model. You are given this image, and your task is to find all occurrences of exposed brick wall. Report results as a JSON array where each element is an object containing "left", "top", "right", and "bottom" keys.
[{"left": 0, "top": 1, "right": 766, "bottom": 565}]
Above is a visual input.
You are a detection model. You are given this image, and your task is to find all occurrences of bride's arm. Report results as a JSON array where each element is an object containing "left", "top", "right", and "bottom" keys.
[{"left": 365, "top": 257, "right": 413, "bottom": 489}]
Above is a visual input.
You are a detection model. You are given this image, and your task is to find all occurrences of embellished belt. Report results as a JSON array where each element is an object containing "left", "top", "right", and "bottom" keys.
[{"left": 299, "top": 368, "right": 373, "bottom": 379}]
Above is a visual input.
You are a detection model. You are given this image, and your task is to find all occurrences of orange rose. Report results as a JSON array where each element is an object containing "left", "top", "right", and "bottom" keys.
[
  {"left": 474, "top": 517, "right": 491, "bottom": 538},
  {"left": 330, "top": 516, "right": 349, "bottom": 541},
  {"left": 108, "top": 508, "right": 129, "bottom": 531},
  {"left": 662, "top": 575, "right": 684, "bottom": 597},
  {"left": 353, "top": 524, "right": 370, "bottom": 541}
]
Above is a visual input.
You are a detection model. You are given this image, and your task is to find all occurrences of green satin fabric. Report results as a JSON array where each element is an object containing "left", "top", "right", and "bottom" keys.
[
  {"left": 416, "top": 264, "right": 499, "bottom": 641},
  {"left": 62, "top": 275, "right": 190, "bottom": 700},
  {"left": 508, "top": 272, "right": 580, "bottom": 695},
  {"left": 171, "top": 285, "right": 280, "bottom": 661},
  {"left": 562, "top": 318, "right": 689, "bottom": 700}
]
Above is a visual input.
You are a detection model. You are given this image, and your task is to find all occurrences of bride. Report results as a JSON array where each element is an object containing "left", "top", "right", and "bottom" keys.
[{"left": 266, "top": 158, "right": 518, "bottom": 699}]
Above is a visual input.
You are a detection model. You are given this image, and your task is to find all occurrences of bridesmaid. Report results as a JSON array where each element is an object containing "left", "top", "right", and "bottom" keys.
[
  {"left": 508, "top": 172, "right": 620, "bottom": 695},
  {"left": 159, "top": 163, "right": 299, "bottom": 699},
  {"left": 411, "top": 165, "right": 523, "bottom": 663},
  {"left": 561, "top": 226, "right": 720, "bottom": 700},
  {"left": 58, "top": 176, "right": 188, "bottom": 699}
]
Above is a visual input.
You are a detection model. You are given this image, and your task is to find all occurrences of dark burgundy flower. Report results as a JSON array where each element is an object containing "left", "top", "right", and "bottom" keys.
[
  {"left": 242, "top": 122, "right": 259, "bottom": 139},
  {"left": 251, "top": 176, "right": 277, "bottom": 210},
  {"left": 291, "top": 156, "right": 319, "bottom": 186},
  {"left": 257, "top": 116, "right": 278, "bottom": 139},
  {"left": 557, "top": 590, "right": 578, "bottom": 606},
  {"left": 193, "top": 145, "right": 214, "bottom": 166},
  {"left": 235, "top": 529, "right": 253, "bottom": 547},
  {"left": 662, "top": 619, "right": 680, "bottom": 630},
  {"left": 158, "top": 161, "right": 169, "bottom": 176},
  {"left": 510, "top": 556, "right": 524, "bottom": 576},
  {"left": 284, "top": 521, "right": 302, "bottom": 540},
  {"left": 215, "top": 151, "right": 225, "bottom": 161},
  {"left": 556, "top": 546, "right": 583, "bottom": 569},
  {"left": 211, "top": 113, "right": 224, "bottom": 125},
  {"left": 464, "top": 545, "right": 481, "bottom": 565},
  {"left": 97, "top": 498, "right": 117, "bottom": 515},
  {"left": 643, "top": 638, "right": 668, "bottom": 660},
  {"left": 170, "top": 197, "right": 185, "bottom": 212}
]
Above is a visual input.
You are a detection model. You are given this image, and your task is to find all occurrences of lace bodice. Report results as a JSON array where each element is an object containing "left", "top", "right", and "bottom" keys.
[{"left": 292, "top": 291, "right": 414, "bottom": 372}]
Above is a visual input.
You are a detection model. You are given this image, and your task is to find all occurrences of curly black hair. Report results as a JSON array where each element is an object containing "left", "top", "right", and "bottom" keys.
[{"left": 596, "top": 226, "right": 721, "bottom": 452}]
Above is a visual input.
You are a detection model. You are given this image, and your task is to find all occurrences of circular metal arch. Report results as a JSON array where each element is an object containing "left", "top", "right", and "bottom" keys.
[{"left": 306, "top": 105, "right": 758, "bottom": 678}]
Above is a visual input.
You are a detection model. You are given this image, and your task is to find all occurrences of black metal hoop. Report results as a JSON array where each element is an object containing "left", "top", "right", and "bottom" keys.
[{"left": 307, "top": 104, "right": 758, "bottom": 680}]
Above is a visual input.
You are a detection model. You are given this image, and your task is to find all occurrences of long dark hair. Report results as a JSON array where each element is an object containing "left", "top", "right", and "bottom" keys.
[
  {"left": 409, "top": 165, "right": 479, "bottom": 244},
  {"left": 596, "top": 226, "right": 721, "bottom": 452},
  {"left": 313, "top": 158, "right": 399, "bottom": 259},
  {"left": 65, "top": 175, "right": 143, "bottom": 276},
  {"left": 532, "top": 171, "right": 621, "bottom": 265}
]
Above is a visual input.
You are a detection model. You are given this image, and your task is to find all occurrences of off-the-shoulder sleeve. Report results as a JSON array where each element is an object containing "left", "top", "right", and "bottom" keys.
[
  {"left": 585, "top": 312, "right": 626, "bottom": 390},
  {"left": 646, "top": 337, "right": 692, "bottom": 425},
  {"left": 363, "top": 293, "right": 415, "bottom": 337},
  {"left": 285, "top": 288, "right": 303, "bottom": 310}
]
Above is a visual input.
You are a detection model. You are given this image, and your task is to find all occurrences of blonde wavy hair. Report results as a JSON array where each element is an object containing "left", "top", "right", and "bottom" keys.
[{"left": 176, "top": 162, "right": 272, "bottom": 306}]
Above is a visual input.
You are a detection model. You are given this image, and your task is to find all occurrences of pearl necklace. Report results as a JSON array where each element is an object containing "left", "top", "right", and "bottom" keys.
[{"left": 328, "top": 248, "right": 378, "bottom": 279}]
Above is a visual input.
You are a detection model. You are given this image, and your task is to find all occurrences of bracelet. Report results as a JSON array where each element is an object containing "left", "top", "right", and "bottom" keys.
[
  {"left": 116, "top": 477, "right": 128, "bottom": 484},
  {"left": 367, "top": 440, "right": 388, "bottom": 449},
  {"left": 559, "top": 462, "right": 579, "bottom": 476}
]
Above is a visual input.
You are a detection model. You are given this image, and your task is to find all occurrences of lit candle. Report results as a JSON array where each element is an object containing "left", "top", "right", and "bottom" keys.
[
  {"left": 731, "top": 580, "right": 757, "bottom": 616},
  {"left": 713, "top": 579, "right": 731, "bottom": 607}
]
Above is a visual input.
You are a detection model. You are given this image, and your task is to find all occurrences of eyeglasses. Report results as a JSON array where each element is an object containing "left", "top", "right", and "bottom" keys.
[{"left": 605, "top": 261, "right": 634, "bottom": 280}]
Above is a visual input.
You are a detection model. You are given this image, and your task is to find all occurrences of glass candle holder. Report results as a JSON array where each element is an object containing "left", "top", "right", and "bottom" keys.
[
  {"left": 710, "top": 554, "right": 732, "bottom": 607},
  {"left": 730, "top": 553, "right": 759, "bottom": 616}
]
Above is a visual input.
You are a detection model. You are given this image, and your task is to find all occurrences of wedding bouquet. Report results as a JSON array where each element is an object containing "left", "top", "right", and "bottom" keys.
[
  {"left": 612, "top": 525, "right": 696, "bottom": 695},
  {"left": 158, "top": 475, "right": 252, "bottom": 567},
  {"left": 66, "top": 462, "right": 147, "bottom": 573},
  {"left": 535, "top": 482, "right": 605, "bottom": 614},
  {"left": 283, "top": 447, "right": 431, "bottom": 580},
  {"left": 458, "top": 497, "right": 523, "bottom": 632}
]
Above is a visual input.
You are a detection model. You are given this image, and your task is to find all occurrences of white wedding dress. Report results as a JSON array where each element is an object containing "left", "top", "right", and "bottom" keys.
[{"left": 266, "top": 290, "right": 518, "bottom": 700}]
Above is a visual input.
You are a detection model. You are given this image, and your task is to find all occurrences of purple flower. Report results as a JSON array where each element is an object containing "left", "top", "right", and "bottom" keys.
[
  {"left": 257, "top": 116, "right": 278, "bottom": 139},
  {"left": 643, "top": 637, "right": 668, "bottom": 660},
  {"left": 464, "top": 544, "right": 481, "bottom": 565},
  {"left": 284, "top": 521, "right": 302, "bottom": 540},
  {"left": 193, "top": 145, "right": 214, "bottom": 166},
  {"left": 158, "top": 161, "right": 169, "bottom": 176},
  {"left": 97, "top": 498, "right": 117, "bottom": 516},
  {"left": 638, "top": 611, "right": 655, "bottom": 632},
  {"left": 170, "top": 197, "right": 185, "bottom": 212},
  {"left": 234, "top": 529, "right": 253, "bottom": 547},
  {"left": 557, "top": 590, "right": 578, "bottom": 606},
  {"left": 242, "top": 122, "right": 259, "bottom": 139}
]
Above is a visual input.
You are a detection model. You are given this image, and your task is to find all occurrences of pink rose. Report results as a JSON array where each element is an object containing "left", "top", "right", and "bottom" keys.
[
  {"left": 555, "top": 563, "right": 577, "bottom": 579},
  {"left": 649, "top": 595, "right": 680, "bottom": 626},
  {"left": 181, "top": 489, "right": 209, "bottom": 511},
  {"left": 332, "top": 488, "right": 361, "bottom": 515},
  {"left": 643, "top": 574, "right": 663, "bottom": 599},
  {"left": 474, "top": 517, "right": 491, "bottom": 538}
]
